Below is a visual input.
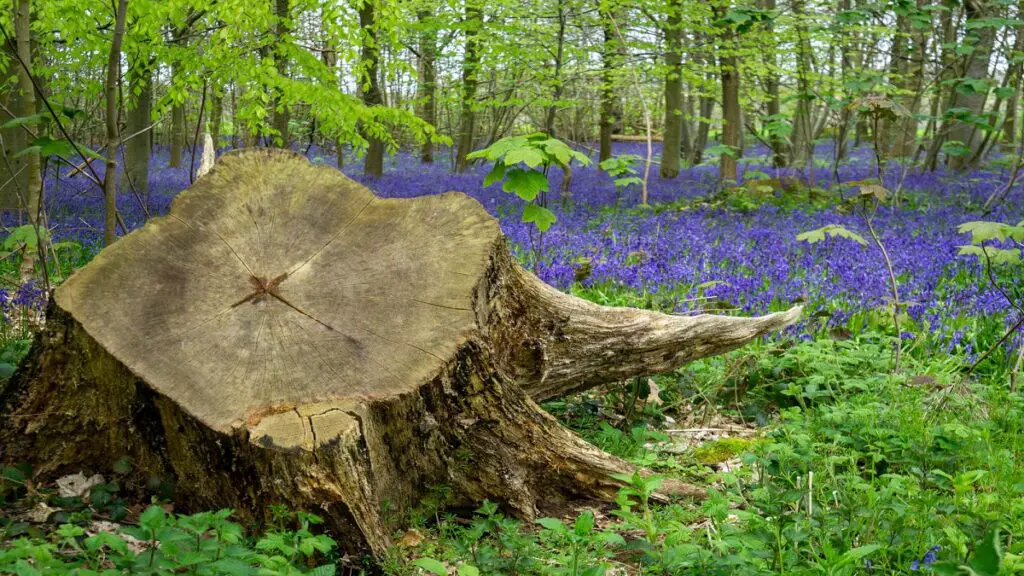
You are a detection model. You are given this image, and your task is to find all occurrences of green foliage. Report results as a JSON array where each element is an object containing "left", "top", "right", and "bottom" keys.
[
  {"left": 796, "top": 224, "right": 868, "bottom": 246},
  {"left": 468, "top": 133, "right": 589, "bottom": 232},
  {"left": 957, "top": 220, "right": 1024, "bottom": 266},
  {"left": 0, "top": 505, "right": 338, "bottom": 575}
]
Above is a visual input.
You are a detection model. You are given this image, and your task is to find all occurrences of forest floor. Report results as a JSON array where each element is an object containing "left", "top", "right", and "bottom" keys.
[{"left": 1, "top": 142, "right": 1022, "bottom": 574}]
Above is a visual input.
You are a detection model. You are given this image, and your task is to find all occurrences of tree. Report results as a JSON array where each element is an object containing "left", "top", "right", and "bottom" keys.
[
  {"left": 12, "top": 0, "right": 39, "bottom": 230},
  {"left": 715, "top": 1, "right": 740, "bottom": 182},
  {"left": 659, "top": 0, "right": 683, "bottom": 179},
  {"left": 598, "top": 4, "right": 617, "bottom": 162},
  {"left": 454, "top": 1, "right": 482, "bottom": 173},
  {"left": 416, "top": 7, "right": 437, "bottom": 163},
  {"left": 0, "top": 149, "right": 800, "bottom": 557},
  {"left": 271, "top": 0, "right": 290, "bottom": 147},
  {"left": 358, "top": 0, "right": 385, "bottom": 177},
  {"left": 103, "top": 0, "right": 128, "bottom": 246}
]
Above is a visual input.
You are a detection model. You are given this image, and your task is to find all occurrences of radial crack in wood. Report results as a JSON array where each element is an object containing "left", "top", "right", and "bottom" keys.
[{"left": 0, "top": 148, "right": 797, "bottom": 556}]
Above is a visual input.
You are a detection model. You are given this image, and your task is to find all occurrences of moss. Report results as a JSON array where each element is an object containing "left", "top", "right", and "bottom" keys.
[{"left": 691, "top": 437, "right": 761, "bottom": 465}]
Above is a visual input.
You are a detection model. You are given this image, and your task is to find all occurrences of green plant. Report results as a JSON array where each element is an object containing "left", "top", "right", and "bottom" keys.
[{"left": 467, "top": 133, "right": 589, "bottom": 233}]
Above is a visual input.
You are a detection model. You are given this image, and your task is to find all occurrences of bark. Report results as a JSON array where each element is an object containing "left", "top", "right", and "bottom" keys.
[
  {"left": 879, "top": 11, "right": 910, "bottom": 158},
  {"left": 790, "top": 0, "right": 814, "bottom": 168},
  {"left": 359, "top": 0, "right": 385, "bottom": 178},
  {"left": 210, "top": 88, "right": 223, "bottom": 153},
  {"left": 761, "top": 0, "right": 787, "bottom": 167},
  {"left": 1002, "top": 5, "right": 1024, "bottom": 144},
  {"left": 0, "top": 149, "right": 798, "bottom": 558},
  {"left": 14, "top": 0, "right": 40, "bottom": 224},
  {"left": 948, "top": 0, "right": 996, "bottom": 170},
  {"left": 170, "top": 62, "right": 185, "bottom": 168},
  {"left": 272, "top": 0, "right": 290, "bottom": 148},
  {"left": 417, "top": 9, "right": 437, "bottom": 163},
  {"left": 123, "top": 57, "right": 152, "bottom": 197},
  {"left": 715, "top": 3, "right": 740, "bottom": 183},
  {"left": 659, "top": 0, "right": 683, "bottom": 179},
  {"left": 0, "top": 42, "right": 23, "bottom": 211},
  {"left": 893, "top": 3, "right": 926, "bottom": 158},
  {"left": 598, "top": 15, "right": 616, "bottom": 162},
  {"left": 692, "top": 91, "right": 713, "bottom": 165},
  {"left": 103, "top": 0, "right": 128, "bottom": 247},
  {"left": 543, "top": 0, "right": 566, "bottom": 139},
  {"left": 454, "top": 2, "right": 482, "bottom": 173},
  {"left": 923, "top": 0, "right": 959, "bottom": 170}
]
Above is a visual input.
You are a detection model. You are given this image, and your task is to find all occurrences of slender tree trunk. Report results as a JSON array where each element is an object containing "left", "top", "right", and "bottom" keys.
[
  {"left": 103, "top": 0, "right": 128, "bottom": 247},
  {"left": 170, "top": 60, "right": 185, "bottom": 168},
  {"left": 659, "top": 0, "right": 683, "bottom": 178},
  {"left": 761, "top": 0, "right": 787, "bottom": 167},
  {"left": 715, "top": 2, "right": 740, "bottom": 182},
  {"left": 923, "top": 0, "right": 959, "bottom": 170},
  {"left": 123, "top": 58, "right": 152, "bottom": 197},
  {"left": 454, "top": 2, "right": 482, "bottom": 173},
  {"left": 790, "top": 0, "right": 814, "bottom": 167},
  {"left": 598, "top": 14, "right": 615, "bottom": 162},
  {"left": 0, "top": 41, "right": 23, "bottom": 211},
  {"left": 14, "top": 0, "right": 39, "bottom": 229},
  {"left": 272, "top": 0, "right": 290, "bottom": 148},
  {"left": 1002, "top": 4, "right": 1024, "bottom": 144},
  {"left": 544, "top": 0, "right": 566, "bottom": 139},
  {"left": 417, "top": 9, "right": 437, "bottom": 163},
  {"left": 359, "top": 0, "right": 385, "bottom": 177},
  {"left": 692, "top": 87, "right": 714, "bottom": 165},
  {"left": 892, "top": 2, "right": 926, "bottom": 158},
  {"left": 210, "top": 88, "right": 223, "bottom": 152},
  {"left": 948, "top": 0, "right": 996, "bottom": 170},
  {"left": 879, "top": 11, "right": 910, "bottom": 158}
]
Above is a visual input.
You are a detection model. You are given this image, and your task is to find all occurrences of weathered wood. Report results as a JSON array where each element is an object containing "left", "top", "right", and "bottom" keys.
[{"left": 0, "top": 149, "right": 797, "bottom": 556}]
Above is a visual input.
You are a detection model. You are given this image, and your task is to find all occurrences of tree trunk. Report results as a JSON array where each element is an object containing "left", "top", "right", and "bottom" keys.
[
  {"left": 0, "top": 149, "right": 799, "bottom": 558},
  {"left": 716, "top": 3, "right": 740, "bottom": 183},
  {"left": 272, "top": 0, "right": 290, "bottom": 148},
  {"left": 790, "top": 0, "right": 814, "bottom": 168},
  {"left": 761, "top": 0, "right": 787, "bottom": 167},
  {"left": 454, "top": 2, "right": 482, "bottom": 173},
  {"left": 598, "top": 15, "right": 615, "bottom": 162},
  {"left": 210, "top": 88, "right": 223, "bottom": 153},
  {"left": 543, "top": 0, "right": 566, "bottom": 139},
  {"left": 359, "top": 0, "right": 385, "bottom": 178},
  {"left": 14, "top": 0, "right": 40, "bottom": 226},
  {"left": 1002, "top": 4, "right": 1024, "bottom": 144},
  {"left": 123, "top": 58, "right": 152, "bottom": 197},
  {"left": 102, "top": 0, "right": 128, "bottom": 247},
  {"left": 0, "top": 41, "right": 24, "bottom": 211},
  {"left": 659, "top": 0, "right": 683, "bottom": 179},
  {"left": 417, "top": 9, "right": 437, "bottom": 163},
  {"left": 170, "top": 62, "right": 185, "bottom": 168},
  {"left": 948, "top": 0, "right": 996, "bottom": 170}
]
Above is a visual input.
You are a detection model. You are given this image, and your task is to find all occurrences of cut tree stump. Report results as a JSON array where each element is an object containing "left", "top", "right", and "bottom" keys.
[{"left": 0, "top": 149, "right": 799, "bottom": 555}]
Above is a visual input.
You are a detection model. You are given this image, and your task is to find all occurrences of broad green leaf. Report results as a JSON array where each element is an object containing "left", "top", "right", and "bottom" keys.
[
  {"left": 503, "top": 146, "right": 546, "bottom": 169},
  {"left": 483, "top": 162, "right": 506, "bottom": 187},
  {"left": 503, "top": 168, "right": 548, "bottom": 202},
  {"left": 958, "top": 221, "right": 1012, "bottom": 243},
  {"left": 522, "top": 204, "right": 557, "bottom": 231},
  {"left": 535, "top": 517, "right": 567, "bottom": 533},
  {"left": 456, "top": 565, "right": 480, "bottom": 576},
  {"left": 969, "top": 528, "right": 1002, "bottom": 576},
  {"left": 796, "top": 225, "right": 868, "bottom": 246},
  {"left": 411, "top": 558, "right": 448, "bottom": 576},
  {"left": 574, "top": 511, "right": 595, "bottom": 536}
]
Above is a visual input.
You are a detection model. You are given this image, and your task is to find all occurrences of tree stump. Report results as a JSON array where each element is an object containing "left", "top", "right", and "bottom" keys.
[{"left": 0, "top": 149, "right": 799, "bottom": 555}]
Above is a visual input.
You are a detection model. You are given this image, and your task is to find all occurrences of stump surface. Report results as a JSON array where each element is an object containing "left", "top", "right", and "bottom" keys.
[{"left": 59, "top": 149, "right": 498, "bottom": 436}]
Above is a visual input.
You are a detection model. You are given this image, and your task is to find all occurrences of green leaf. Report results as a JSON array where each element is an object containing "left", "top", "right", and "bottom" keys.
[
  {"left": 958, "top": 221, "right": 1014, "bottom": 243},
  {"left": 503, "top": 146, "right": 546, "bottom": 169},
  {"left": 502, "top": 169, "right": 548, "bottom": 202},
  {"left": 859, "top": 184, "right": 888, "bottom": 201},
  {"left": 969, "top": 528, "right": 1002, "bottom": 576},
  {"left": 483, "top": 162, "right": 506, "bottom": 187},
  {"left": 522, "top": 204, "right": 557, "bottom": 232},
  {"left": 456, "top": 565, "right": 480, "bottom": 576},
  {"left": 942, "top": 140, "right": 971, "bottom": 158},
  {"left": 535, "top": 517, "right": 567, "bottom": 533},
  {"left": 12, "top": 137, "right": 103, "bottom": 160},
  {"left": 796, "top": 225, "right": 868, "bottom": 246},
  {"left": 412, "top": 557, "right": 448, "bottom": 575},
  {"left": 574, "top": 511, "right": 595, "bottom": 536}
]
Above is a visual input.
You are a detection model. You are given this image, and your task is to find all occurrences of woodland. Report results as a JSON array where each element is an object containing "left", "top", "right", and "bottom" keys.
[{"left": 0, "top": 0, "right": 1023, "bottom": 574}]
